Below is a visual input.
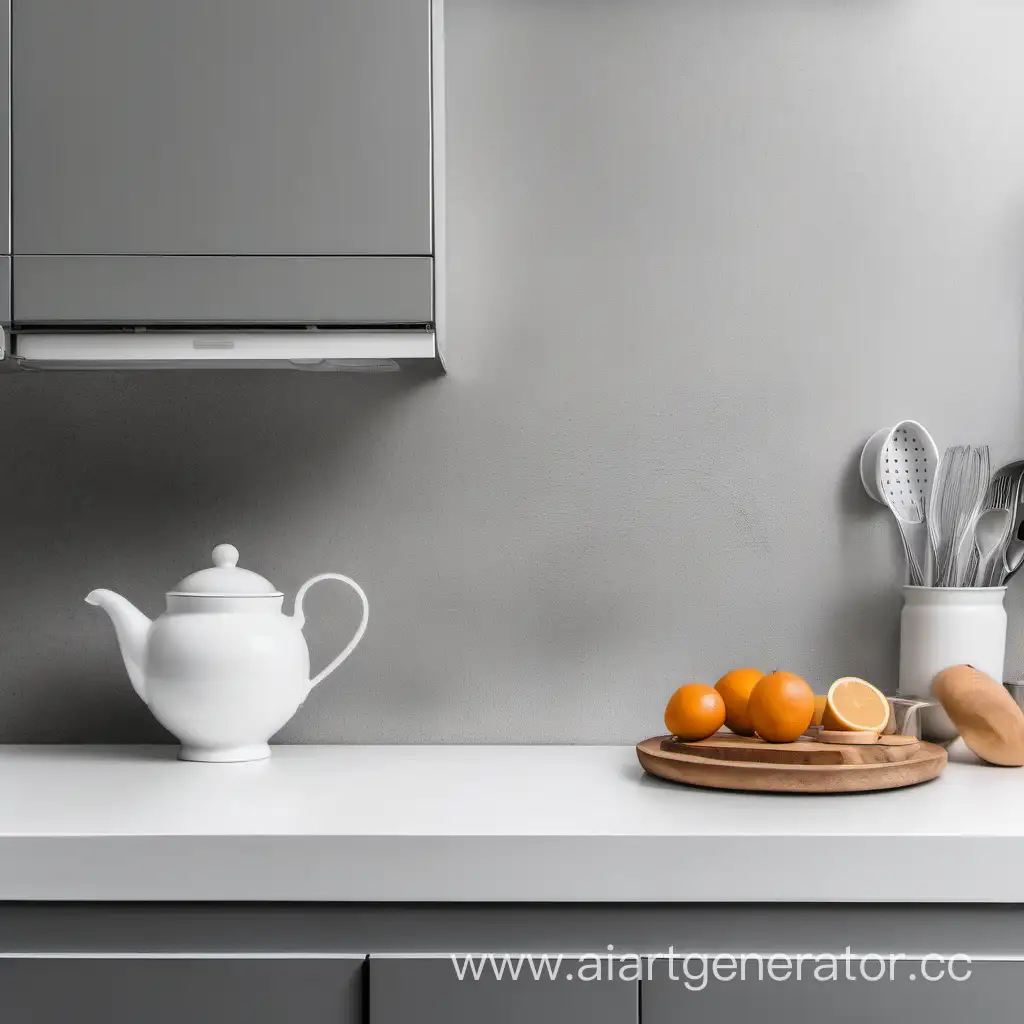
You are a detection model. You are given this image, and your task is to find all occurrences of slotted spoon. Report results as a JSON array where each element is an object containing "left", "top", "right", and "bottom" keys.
[{"left": 860, "top": 420, "right": 939, "bottom": 585}]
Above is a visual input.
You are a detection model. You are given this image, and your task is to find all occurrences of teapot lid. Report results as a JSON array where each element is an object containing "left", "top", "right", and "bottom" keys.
[{"left": 168, "top": 544, "right": 282, "bottom": 597}]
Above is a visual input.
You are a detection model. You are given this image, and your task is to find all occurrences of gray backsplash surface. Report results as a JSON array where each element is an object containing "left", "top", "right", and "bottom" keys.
[{"left": 1, "top": 0, "right": 1023, "bottom": 743}]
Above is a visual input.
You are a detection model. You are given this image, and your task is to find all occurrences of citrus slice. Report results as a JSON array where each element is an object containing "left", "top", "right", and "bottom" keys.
[{"left": 822, "top": 677, "right": 890, "bottom": 733}]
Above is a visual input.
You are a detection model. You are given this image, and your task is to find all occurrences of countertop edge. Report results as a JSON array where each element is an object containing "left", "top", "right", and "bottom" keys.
[
  {"left": 0, "top": 833, "right": 1019, "bottom": 903},
  {"left": 0, "top": 743, "right": 1016, "bottom": 903}
]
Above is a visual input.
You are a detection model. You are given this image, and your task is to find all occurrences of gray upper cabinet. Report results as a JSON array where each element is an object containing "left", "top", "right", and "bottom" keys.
[
  {"left": 0, "top": 956, "right": 364, "bottom": 1024},
  {"left": 0, "top": 0, "right": 10, "bottom": 324},
  {"left": 0, "top": 0, "right": 8, "bottom": 254},
  {"left": 370, "top": 956, "right": 638, "bottom": 1024},
  {"left": 12, "top": 0, "right": 432, "bottom": 257}
]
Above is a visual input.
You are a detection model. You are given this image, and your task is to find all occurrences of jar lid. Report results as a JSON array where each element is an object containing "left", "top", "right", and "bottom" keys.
[{"left": 168, "top": 544, "right": 282, "bottom": 597}]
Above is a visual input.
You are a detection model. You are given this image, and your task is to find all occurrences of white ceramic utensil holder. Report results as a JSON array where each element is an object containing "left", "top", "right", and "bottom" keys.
[{"left": 899, "top": 586, "right": 1007, "bottom": 698}]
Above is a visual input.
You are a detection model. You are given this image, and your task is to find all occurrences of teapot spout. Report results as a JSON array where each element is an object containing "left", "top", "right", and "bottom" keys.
[{"left": 86, "top": 590, "right": 152, "bottom": 704}]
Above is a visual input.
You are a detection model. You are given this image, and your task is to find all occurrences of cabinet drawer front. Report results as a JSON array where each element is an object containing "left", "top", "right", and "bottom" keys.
[
  {"left": 370, "top": 956, "right": 638, "bottom": 1024},
  {"left": 643, "top": 956, "right": 1013, "bottom": 1023},
  {"left": 0, "top": 956, "right": 363, "bottom": 1024},
  {"left": 14, "top": 256, "right": 433, "bottom": 325},
  {"left": 0, "top": 257, "right": 9, "bottom": 323},
  {"left": 13, "top": 0, "right": 432, "bottom": 256}
]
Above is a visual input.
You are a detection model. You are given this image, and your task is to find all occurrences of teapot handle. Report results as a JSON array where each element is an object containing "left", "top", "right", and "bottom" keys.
[{"left": 293, "top": 573, "right": 369, "bottom": 693}]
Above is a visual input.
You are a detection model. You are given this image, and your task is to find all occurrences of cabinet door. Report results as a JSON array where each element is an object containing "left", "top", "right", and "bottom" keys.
[
  {"left": 370, "top": 956, "right": 638, "bottom": 1024},
  {"left": 0, "top": 0, "right": 9, "bottom": 321},
  {"left": 12, "top": 0, "right": 432, "bottom": 256},
  {"left": 643, "top": 956, "right": 1017, "bottom": 1023},
  {"left": 0, "top": 955, "right": 363, "bottom": 1023}
]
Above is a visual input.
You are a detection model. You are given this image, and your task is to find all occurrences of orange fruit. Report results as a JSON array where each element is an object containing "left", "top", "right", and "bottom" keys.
[
  {"left": 748, "top": 671, "right": 815, "bottom": 743},
  {"left": 822, "top": 677, "right": 889, "bottom": 733},
  {"left": 811, "top": 694, "right": 827, "bottom": 727},
  {"left": 714, "top": 668, "right": 765, "bottom": 736},
  {"left": 664, "top": 683, "right": 726, "bottom": 741}
]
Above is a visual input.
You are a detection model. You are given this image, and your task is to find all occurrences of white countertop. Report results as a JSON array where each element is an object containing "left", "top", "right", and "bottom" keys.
[{"left": 0, "top": 743, "right": 1017, "bottom": 902}]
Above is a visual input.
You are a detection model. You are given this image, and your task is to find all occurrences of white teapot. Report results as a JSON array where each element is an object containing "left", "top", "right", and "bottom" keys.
[{"left": 87, "top": 544, "right": 368, "bottom": 762}]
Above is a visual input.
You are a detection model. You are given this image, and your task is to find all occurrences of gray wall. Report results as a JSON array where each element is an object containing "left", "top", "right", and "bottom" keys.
[{"left": 1, "top": 0, "right": 1023, "bottom": 743}]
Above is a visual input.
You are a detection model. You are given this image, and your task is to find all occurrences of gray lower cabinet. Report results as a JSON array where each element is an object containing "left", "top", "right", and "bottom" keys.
[
  {"left": 643, "top": 956, "right": 1016, "bottom": 1023},
  {"left": 370, "top": 956, "right": 639, "bottom": 1024},
  {"left": 0, "top": 257, "right": 10, "bottom": 325},
  {"left": 0, "top": 956, "right": 363, "bottom": 1023}
]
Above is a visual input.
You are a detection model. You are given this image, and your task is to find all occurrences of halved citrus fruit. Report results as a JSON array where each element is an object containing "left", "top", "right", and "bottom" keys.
[{"left": 821, "top": 677, "right": 889, "bottom": 733}]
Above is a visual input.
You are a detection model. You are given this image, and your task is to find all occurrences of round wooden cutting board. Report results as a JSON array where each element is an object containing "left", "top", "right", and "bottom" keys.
[{"left": 636, "top": 733, "right": 947, "bottom": 794}]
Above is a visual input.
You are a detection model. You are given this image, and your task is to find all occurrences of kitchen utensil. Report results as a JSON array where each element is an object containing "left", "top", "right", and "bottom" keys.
[
  {"left": 86, "top": 543, "right": 369, "bottom": 762},
  {"left": 962, "top": 546, "right": 980, "bottom": 588},
  {"left": 884, "top": 695, "right": 934, "bottom": 737},
  {"left": 970, "top": 462, "right": 1019, "bottom": 585},
  {"left": 962, "top": 446, "right": 990, "bottom": 584},
  {"left": 898, "top": 585, "right": 1007, "bottom": 713},
  {"left": 975, "top": 461, "right": 1024, "bottom": 584},
  {"left": 860, "top": 421, "right": 939, "bottom": 586},
  {"left": 929, "top": 445, "right": 990, "bottom": 586},
  {"left": 636, "top": 734, "right": 947, "bottom": 793},
  {"left": 1005, "top": 543, "right": 1024, "bottom": 584},
  {"left": 890, "top": 695, "right": 960, "bottom": 747},
  {"left": 952, "top": 445, "right": 989, "bottom": 585},
  {"left": 933, "top": 665, "right": 1024, "bottom": 767},
  {"left": 973, "top": 506, "right": 1012, "bottom": 588},
  {"left": 926, "top": 445, "right": 956, "bottom": 583},
  {"left": 995, "top": 463, "right": 1024, "bottom": 583}
]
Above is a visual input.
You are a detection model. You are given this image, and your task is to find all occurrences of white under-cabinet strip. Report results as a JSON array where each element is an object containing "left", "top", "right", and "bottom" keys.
[{"left": 14, "top": 330, "right": 435, "bottom": 368}]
